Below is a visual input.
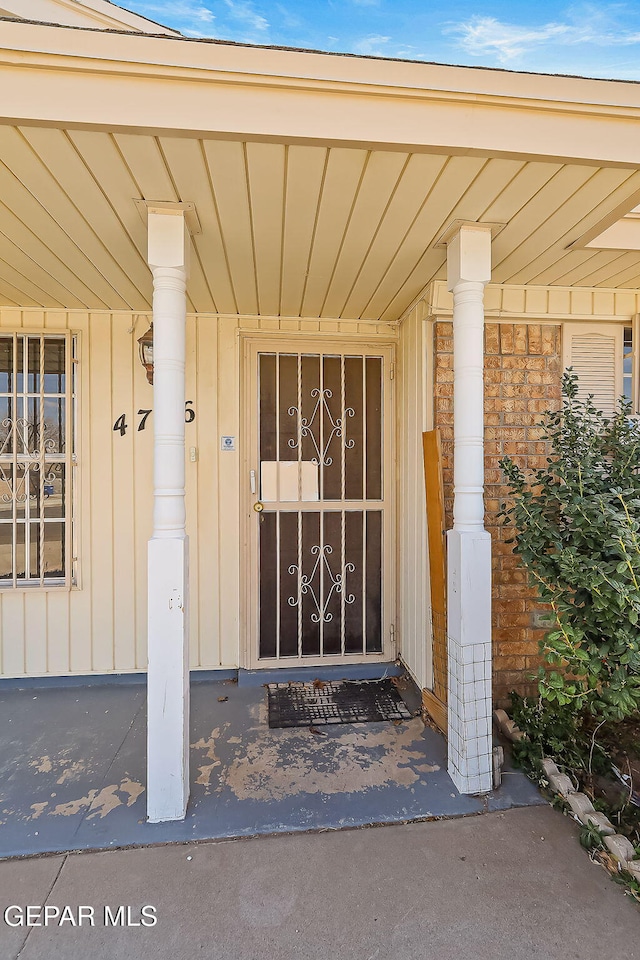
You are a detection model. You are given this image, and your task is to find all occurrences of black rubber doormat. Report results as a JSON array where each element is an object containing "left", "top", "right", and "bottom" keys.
[{"left": 267, "top": 678, "right": 413, "bottom": 729}]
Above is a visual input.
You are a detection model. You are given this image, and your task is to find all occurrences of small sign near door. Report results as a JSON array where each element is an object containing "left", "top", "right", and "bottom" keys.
[{"left": 220, "top": 436, "right": 236, "bottom": 451}]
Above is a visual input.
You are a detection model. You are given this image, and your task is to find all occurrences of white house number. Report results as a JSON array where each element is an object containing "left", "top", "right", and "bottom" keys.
[{"left": 113, "top": 402, "right": 196, "bottom": 436}]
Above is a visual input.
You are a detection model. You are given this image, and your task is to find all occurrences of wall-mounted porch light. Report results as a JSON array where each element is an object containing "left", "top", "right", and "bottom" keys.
[{"left": 138, "top": 323, "right": 154, "bottom": 384}]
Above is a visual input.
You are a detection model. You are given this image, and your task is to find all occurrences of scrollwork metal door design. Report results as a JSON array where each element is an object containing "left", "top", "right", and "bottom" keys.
[{"left": 255, "top": 349, "right": 390, "bottom": 662}]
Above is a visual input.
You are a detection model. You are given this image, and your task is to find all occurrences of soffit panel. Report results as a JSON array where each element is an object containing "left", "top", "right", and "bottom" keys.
[{"left": 1, "top": 127, "right": 640, "bottom": 317}]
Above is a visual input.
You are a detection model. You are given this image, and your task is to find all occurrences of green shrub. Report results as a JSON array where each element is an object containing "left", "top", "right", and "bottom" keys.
[
  {"left": 509, "top": 692, "right": 609, "bottom": 775},
  {"left": 500, "top": 372, "right": 640, "bottom": 721}
]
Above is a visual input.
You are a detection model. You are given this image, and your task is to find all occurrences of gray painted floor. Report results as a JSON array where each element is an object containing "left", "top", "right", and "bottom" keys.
[
  {"left": 0, "top": 679, "right": 542, "bottom": 859},
  {"left": 0, "top": 807, "right": 638, "bottom": 960}
]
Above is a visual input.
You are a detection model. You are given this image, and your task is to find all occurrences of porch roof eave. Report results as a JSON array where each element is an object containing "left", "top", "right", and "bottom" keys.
[
  {"left": 2, "top": 22, "right": 640, "bottom": 317},
  {"left": 2, "top": 18, "right": 640, "bottom": 168}
]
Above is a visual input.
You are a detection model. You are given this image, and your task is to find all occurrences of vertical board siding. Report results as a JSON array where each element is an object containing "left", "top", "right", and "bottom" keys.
[
  {"left": 397, "top": 304, "right": 431, "bottom": 690},
  {"left": 0, "top": 308, "right": 394, "bottom": 678},
  {"left": 132, "top": 315, "right": 153, "bottom": 670},
  {"left": 215, "top": 318, "right": 240, "bottom": 668},
  {"left": 111, "top": 313, "right": 137, "bottom": 671},
  {"left": 88, "top": 314, "right": 115, "bottom": 671},
  {"left": 194, "top": 316, "right": 218, "bottom": 670},
  {"left": 185, "top": 314, "right": 200, "bottom": 669}
]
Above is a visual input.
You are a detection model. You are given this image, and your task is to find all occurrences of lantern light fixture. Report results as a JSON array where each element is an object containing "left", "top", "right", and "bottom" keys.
[{"left": 138, "top": 323, "right": 154, "bottom": 384}]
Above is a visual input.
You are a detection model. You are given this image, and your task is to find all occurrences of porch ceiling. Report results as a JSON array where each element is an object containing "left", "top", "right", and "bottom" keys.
[{"left": 2, "top": 124, "right": 640, "bottom": 320}]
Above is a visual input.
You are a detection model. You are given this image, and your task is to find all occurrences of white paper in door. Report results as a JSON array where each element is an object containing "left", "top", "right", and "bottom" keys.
[{"left": 260, "top": 461, "right": 319, "bottom": 501}]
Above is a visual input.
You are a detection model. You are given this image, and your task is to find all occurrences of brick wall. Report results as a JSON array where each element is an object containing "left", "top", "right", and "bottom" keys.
[{"left": 434, "top": 321, "right": 562, "bottom": 706}]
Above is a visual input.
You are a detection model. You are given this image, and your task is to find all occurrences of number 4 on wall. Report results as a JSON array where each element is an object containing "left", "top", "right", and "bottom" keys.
[{"left": 113, "top": 414, "right": 127, "bottom": 436}]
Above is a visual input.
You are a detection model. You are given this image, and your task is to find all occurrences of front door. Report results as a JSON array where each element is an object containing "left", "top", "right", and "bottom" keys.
[{"left": 246, "top": 340, "right": 395, "bottom": 668}]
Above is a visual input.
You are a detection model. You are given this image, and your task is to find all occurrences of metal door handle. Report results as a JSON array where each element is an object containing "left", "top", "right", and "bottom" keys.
[{"left": 253, "top": 501, "right": 264, "bottom": 513}]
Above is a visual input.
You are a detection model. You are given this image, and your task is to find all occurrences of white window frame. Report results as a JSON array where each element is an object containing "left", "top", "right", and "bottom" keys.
[{"left": 630, "top": 314, "right": 640, "bottom": 415}]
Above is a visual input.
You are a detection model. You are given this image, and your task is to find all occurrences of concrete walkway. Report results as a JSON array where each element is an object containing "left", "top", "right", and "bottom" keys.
[{"left": 1, "top": 806, "right": 637, "bottom": 960}]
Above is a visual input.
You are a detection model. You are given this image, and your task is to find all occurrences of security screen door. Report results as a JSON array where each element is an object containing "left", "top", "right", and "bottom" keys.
[{"left": 247, "top": 341, "right": 394, "bottom": 667}]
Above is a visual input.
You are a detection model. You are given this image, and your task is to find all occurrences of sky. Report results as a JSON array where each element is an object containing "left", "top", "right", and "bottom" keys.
[{"left": 121, "top": 0, "right": 640, "bottom": 80}]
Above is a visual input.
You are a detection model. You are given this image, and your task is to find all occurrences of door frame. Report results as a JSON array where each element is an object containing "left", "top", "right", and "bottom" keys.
[{"left": 240, "top": 333, "right": 397, "bottom": 671}]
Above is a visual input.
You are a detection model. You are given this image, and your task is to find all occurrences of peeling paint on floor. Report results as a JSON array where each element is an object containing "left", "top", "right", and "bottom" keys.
[
  {"left": 217, "top": 719, "right": 439, "bottom": 802},
  {"left": 51, "top": 791, "right": 97, "bottom": 818},
  {"left": 56, "top": 761, "right": 89, "bottom": 785},
  {"left": 25, "top": 778, "right": 146, "bottom": 822},
  {"left": 119, "top": 779, "right": 145, "bottom": 807},
  {"left": 29, "top": 802, "right": 48, "bottom": 820},
  {"left": 32, "top": 757, "right": 52, "bottom": 774}
]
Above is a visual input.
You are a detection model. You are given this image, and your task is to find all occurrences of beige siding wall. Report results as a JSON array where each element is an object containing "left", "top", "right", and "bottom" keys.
[
  {"left": 396, "top": 301, "right": 431, "bottom": 689},
  {"left": 428, "top": 280, "right": 640, "bottom": 322},
  {"left": 0, "top": 308, "right": 395, "bottom": 678}
]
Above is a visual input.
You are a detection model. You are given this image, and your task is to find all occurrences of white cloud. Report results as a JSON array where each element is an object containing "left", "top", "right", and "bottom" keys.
[
  {"left": 351, "top": 34, "right": 391, "bottom": 56},
  {"left": 446, "top": 16, "right": 571, "bottom": 62},
  {"left": 350, "top": 35, "right": 431, "bottom": 60},
  {"left": 129, "top": 0, "right": 271, "bottom": 42},
  {"left": 446, "top": 9, "right": 640, "bottom": 65},
  {"left": 223, "top": 0, "right": 269, "bottom": 33},
  {"left": 274, "top": 3, "right": 303, "bottom": 30},
  {"left": 126, "top": 1, "right": 215, "bottom": 34}
]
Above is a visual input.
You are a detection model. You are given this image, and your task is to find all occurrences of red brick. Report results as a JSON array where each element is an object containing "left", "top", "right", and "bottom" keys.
[
  {"left": 503, "top": 413, "right": 537, "bottom": 426},
  {"left": 541, "top": 326, "right": 557, "bottom": 354},
  {"left": 494, "top": 655, "right": 528, "bottom": 671},
  {"left": 485, "top": 324, "right": 500, "bottom": 354},
  {"left": 497, "top": 641, "right": 539, "bottom": 656},
  {"left": 514, "top": 324, "right": 528, "bottom": 354},
  {"left": 493, "top": 599, "right": 527, "bottom": 614},
  {"left": 500, "top": 324, "right": 514, "bottom": 354},
  {"left": 502, "top": 357, "right": 546, "bottom": 370},
  {"left": 496, "top": 583, "right": 531, "bottom": 598},
  {"left": 527, "top": 324, "right": 542, "bottom": 354},
  {"left": 497, "top": 613, "right": 531, "bottom": 628},
  {"left": 503, "top": 441, "right": 529, "bottom": 455},
  {"left": 527, "top": 370, "right": 558, "bottom": 386},
  {"left": 502, "top": 383, "right": 532, "bottom": 398}
]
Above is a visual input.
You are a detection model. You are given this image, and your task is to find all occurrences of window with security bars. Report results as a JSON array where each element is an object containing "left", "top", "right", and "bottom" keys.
[{"left": 0, "top": 334, "right": 75, "bottom": 587}]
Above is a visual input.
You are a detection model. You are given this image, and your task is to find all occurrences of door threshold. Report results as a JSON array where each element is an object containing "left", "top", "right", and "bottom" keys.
[{"left": 238, "top": 661, "right": 403, "bottom": 688}]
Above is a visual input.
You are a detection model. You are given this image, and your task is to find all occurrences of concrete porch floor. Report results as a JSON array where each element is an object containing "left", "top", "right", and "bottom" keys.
[{"left": 0, "top": 678, "right": 543, "bottom": 859}]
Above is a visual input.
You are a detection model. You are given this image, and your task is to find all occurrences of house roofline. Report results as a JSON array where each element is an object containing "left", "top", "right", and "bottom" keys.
[
  {"left": 1, "top": 14, "right": 640, "bottom": 90},
  {"left": 0, "top": 0, "right": 180, "bottom": 35},
  {"left": 2, "top": 17, "right": 640, "bottom": 170}
]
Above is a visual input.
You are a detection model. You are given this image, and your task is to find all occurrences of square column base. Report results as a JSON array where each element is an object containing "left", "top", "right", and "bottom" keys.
[
  {"left": 446, "top": 528, "right": 493, "bottom": 795},
  {"left": 147, "top": 536, "right": 190, "bottom": 822}
]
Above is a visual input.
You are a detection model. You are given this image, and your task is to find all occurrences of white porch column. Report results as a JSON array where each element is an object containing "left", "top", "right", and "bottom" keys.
[
  {"left": 146, "top": 208, "right": 191, "bottom": 823},
  {"left": 445, "top": 224, "right": 493, "bottom": 795}
]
